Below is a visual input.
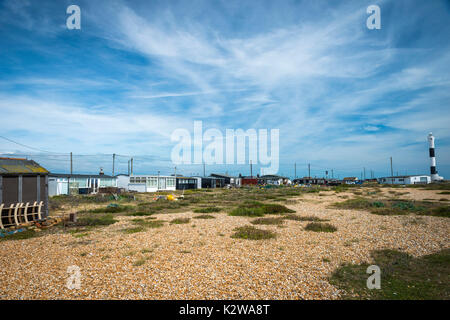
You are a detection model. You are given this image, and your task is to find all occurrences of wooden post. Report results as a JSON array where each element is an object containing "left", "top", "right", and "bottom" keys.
[
  {"left": 24, "top": 202, "right": 29, "bottom": 223},
  {"left": 37, "top": 201, "right": 43, "bottom": 220},
  {"left": 32, "top": 201, "right": 37, "bottom": 221},
  {"left": 14, "top": 203, "right": 21, "bottom": 226},
  {"left": 8, "top": 204, "right": 14, "bottom": 226},
  {"left": 0, "top": 204, "right": 4, "bottom": 229}
]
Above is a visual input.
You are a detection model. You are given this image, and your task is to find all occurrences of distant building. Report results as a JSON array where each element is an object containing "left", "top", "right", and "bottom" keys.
[
  {"left": 176, "top": 177, "right": 201, "bottom": 190},
  {"left": 0, "top": 157, "right": 49, "bottom": 229},
  {"left": 343, "top": 177, "right": 359, "bottom": 184},
  {"left": 48, "top": 173, "right": 117, "bottom": 196},
  {"left": 210, "top": 173, "right": 241, "bottom": 187},
  {"left": 293, "top": 177, "right": 326, "bottom": 185},
  {"left": 260, "top": 174, "right": 291, "bottom": 185},
  {"left": 378, "top": 175, "right": 431, "bottom": 185},
  {"left": 193, "top": 176, "right": 225, "bottom": 188},
  {"left": 115, "top": 174, "right": 130, "bottom": 190},
  {"left": 128, "top": 175, "right": 176, "bottom": 192},
  {"left": 241, "top": 177, "right": 258, "bottom": 186}
]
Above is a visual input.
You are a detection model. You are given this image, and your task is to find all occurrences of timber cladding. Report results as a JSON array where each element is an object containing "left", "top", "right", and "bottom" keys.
[{"left": 0, "top": 158, "right": 50, "bottom": 227}]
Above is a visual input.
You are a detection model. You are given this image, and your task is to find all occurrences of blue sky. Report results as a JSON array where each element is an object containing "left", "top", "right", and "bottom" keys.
[{"left": 0, "top": 0, "right": 449, "bottom": 178}]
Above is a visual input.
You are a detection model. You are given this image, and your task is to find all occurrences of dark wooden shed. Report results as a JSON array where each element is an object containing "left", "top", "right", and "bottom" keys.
[{"left": 0, "top": 158, "right": 49, "bottom": 229}]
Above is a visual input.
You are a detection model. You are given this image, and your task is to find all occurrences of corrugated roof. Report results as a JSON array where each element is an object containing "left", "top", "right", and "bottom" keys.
[{"left": 0, "top": 157, "right": 49, "bottom": 174}]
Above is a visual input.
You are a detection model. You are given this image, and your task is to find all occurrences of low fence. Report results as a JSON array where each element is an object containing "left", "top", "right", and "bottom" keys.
[{"left": 0, "top": 201, "right": 44, "bottom": 229}]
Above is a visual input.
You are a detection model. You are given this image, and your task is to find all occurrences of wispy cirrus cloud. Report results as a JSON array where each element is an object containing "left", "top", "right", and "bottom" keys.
[{"left": 0, "top": 0, "right": 449, "bottom": 177}]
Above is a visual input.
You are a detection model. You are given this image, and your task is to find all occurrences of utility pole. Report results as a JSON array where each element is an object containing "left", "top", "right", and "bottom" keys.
[
  {"left": 363, "top": 167, "right": 366, "bottom": 181},
  {"left": 250, "top": 160, "right": 253, "bottom": 178},
  {"left": 70, "top": 152, "right": 73, "bottom": 175},
  {"left": 308, "top": 163, "right": 311, "bottom": 178},
  {"left": 390, "top": 157, "right": 394, "bottom": 184},
  {"left": 112, "top": 153, "right": 116, "bottom": 176},
  {"left": 203, "top": 163, "right": 206, "bottom": 177},
  {"left": 174, "top": 166, "right": 177, "bottom": 177}
]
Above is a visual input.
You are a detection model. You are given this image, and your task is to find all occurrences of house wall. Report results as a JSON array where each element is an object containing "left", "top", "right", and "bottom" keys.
[
  {"left": 129, "top": 176, "right": 176, "bottom": 192},
  {"left": 0, "top": 174, "right": 48, "bottom": 221}
]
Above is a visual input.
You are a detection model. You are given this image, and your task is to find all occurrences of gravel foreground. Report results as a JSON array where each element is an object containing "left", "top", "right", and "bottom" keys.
[{"left": 0, "top": 189, "right": 448, "bottom": 300}]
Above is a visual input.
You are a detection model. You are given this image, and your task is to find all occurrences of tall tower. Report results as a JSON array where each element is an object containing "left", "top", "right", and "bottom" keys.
[{"left": 428, "top": 132, "right": 443, "bottom": 181}]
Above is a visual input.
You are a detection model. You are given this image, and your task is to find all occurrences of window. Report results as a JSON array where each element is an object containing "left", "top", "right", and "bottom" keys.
[
  {"left": 167, "top": 178, "right": 175, "bottom": 187},
  {"left": 147, "top": 177, "right": 157, "bottom": 187}
]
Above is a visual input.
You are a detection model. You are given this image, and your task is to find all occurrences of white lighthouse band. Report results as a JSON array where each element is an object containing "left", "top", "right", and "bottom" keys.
[{"left": 428, "top": 132, "right": 443, "bottom": 181}]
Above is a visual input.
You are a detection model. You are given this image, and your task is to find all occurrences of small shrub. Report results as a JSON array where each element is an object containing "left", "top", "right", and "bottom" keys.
[
  {"left": 229, "top": 207, "right": 265, "bottom": 217},
  {"left": 305, "top": 222, "right": 337, "bottom": 233},
  {"left": 193, "top": 214, "right": 216, "bottom": 219},
  {"left": 77, "top": 214, "right": 117, "bottom": 227},
  {"left": 133, "top": 258, "right": 147, "bottom": 266},
  {"left": 126, "top": 211, "right": 154, "bottom": 216},
  {"left": 428, "top": 206, "right": 450, "bottom": 218},
  {"left": 90, "top": 205, "right": 131, "bottom": 214},
  {"left": 251, "top": 217, "right": 285, "bottom": 225},
  {"left": 282, "top": 214, "right": 327, "bottom": 222},
  {"left": 193, "top": 207, "right": 221, "bottom": 213},
  {"left": 170, "top": 218, "right": 190, "bottom": 224},
  {"left": 231, "top": 226, "right": 276, "bottom": 240},
  {"left": 132, "top": 219, "right": 165, "bottom": 228},
  {"left": 121, "top": 226, "right": 145, "bottom": 234}
]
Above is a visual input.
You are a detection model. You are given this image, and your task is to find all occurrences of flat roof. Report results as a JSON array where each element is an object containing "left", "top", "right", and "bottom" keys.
[
  {"left": 0, "top": 157, "right": 49, "bottom": 174},
  {"left": 378, "top": 175, "right": 430, "bottom": 179},
  {"left": 50, "top": 173, "right": 115, "bottom": 179}
]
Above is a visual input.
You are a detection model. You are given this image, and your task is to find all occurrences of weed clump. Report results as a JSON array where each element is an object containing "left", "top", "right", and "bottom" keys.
[
  {"left": 170, "top": 218, "right": 191, "bottom": 224},
  {"left": 305, "top": 222, "right": 337, "bottom": 233},
  {"left": 231, "top": 226, "right": 276, "bottom": 240}
]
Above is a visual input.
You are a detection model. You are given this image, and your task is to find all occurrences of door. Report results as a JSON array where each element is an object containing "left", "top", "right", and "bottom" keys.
[{"left": 158, "top": 178, "right": 166, "bottom": 190}]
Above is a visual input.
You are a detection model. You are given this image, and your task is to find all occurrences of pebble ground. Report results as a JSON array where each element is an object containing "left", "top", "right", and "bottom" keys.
[{"left": 0, "top": 188, "right": 448, "bottom": 299}]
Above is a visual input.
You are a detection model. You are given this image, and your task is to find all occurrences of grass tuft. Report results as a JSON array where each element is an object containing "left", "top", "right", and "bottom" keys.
[
  {"left": 304, "top": 222, "right": 337, "bottom": 233},
  {"left": 231, "top": 226, "right": 276, "bottom": 240}
]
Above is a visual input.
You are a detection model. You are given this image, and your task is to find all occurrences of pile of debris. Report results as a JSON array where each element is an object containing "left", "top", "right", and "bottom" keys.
[{"left": 0, "top": 216, "right": 64, "bottom": 238}]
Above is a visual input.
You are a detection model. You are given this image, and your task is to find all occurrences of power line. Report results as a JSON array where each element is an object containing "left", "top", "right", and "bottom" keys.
[{"left": 0, "top": 135, "right": 63, "bottom": 154}]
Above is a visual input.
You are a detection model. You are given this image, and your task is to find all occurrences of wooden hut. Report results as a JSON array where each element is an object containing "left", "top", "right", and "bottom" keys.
[{"left": 0, "top": 157, "right": 49, "bottom": 229}]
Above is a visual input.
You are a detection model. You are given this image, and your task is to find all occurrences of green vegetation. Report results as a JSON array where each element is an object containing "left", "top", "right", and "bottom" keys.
[
  {"left": 329, "top": 249, "right": 450, "bottom": 299},
  {"left": 229, "top": 206, "right": 265, "bottom": 217},
  {"left": 304, "top": 222, "right": 337, "bottom": 233},
  {"left": 251, "top": 217, "right": 285, "bottom": 225},
  {"left": 76, "top": 214, "right": 117, "bottom": 226},
  {"left": 170, "top": 218, "right": 191, "bottom": 224},
  {"left": 132, "top": 219, "right": 165, "bottom": 228},
  {"left": 126, "top": 211, "right": 155, "bottom": 216},
  {"left": 0, "top": 229, "right": 38, "bottom": 241},
  {"left": 229, "top": 201, "right": 295, "bottom": 217},
  {"left": 331, "top": 197, "right": 450, "bottom": 217},
  {"left": 90, "top": 204, "right": 132, "bottom": 214},
  {"left": 193, "top": 214, "right": 216, "bottom": 219},
  {"left": 133, "top": 258, "right": 147, "bottom": 266},
  {"left": 282, "top": 214, "right": 328, "bottom": 222},
  {"left": 193, "top": 207, "right": 222, "bottom": 213},
  {"left": 231, "top": 226, "right": 276, "bottom": 240},
  {"left": 121, "top": 226, "right": 145, "bottom": 234}
]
